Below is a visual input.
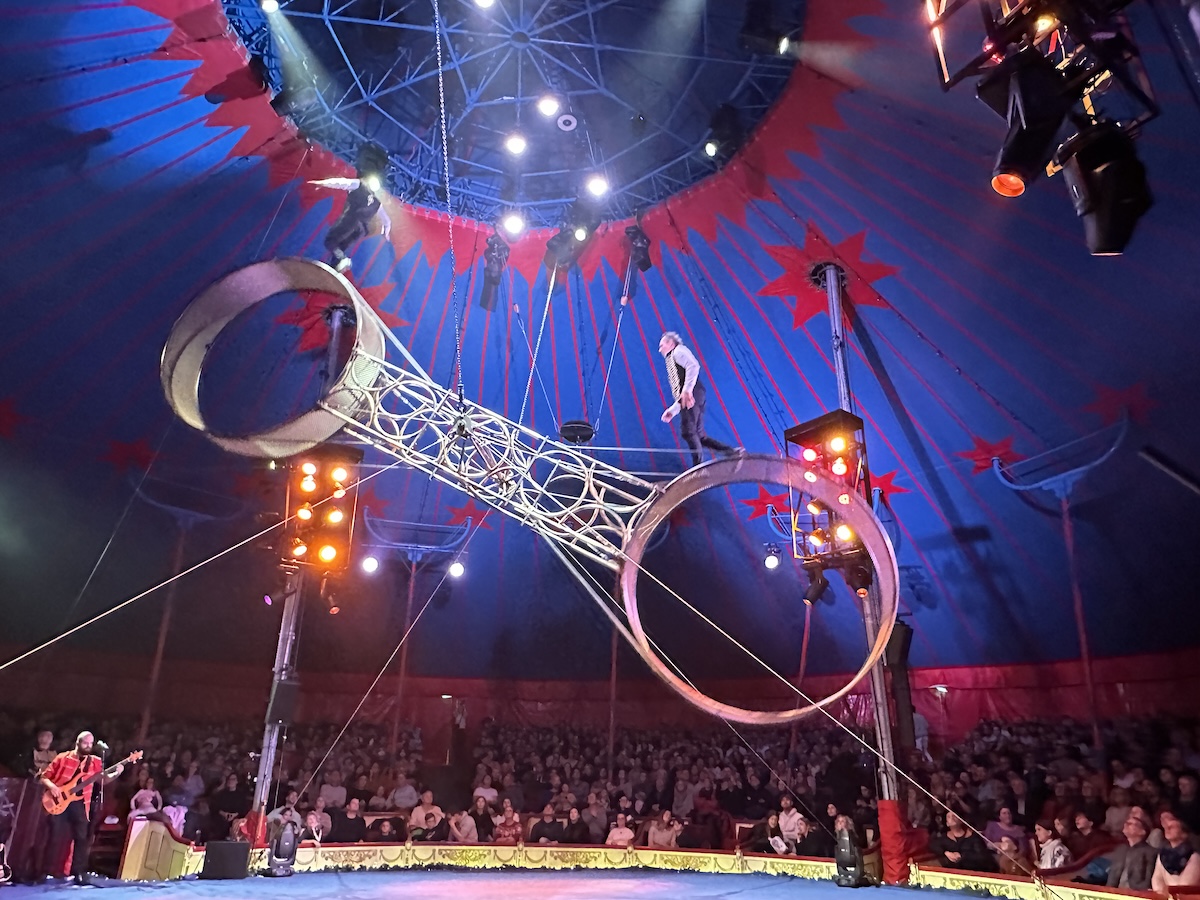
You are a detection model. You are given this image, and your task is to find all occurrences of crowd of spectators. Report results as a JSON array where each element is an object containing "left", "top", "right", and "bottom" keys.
[{"left": 3, "top": 708, "right": 1199, "bottom": 893}]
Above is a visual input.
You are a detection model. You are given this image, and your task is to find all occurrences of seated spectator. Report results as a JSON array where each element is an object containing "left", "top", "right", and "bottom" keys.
[
  {"left": 493, "top": 809, "right": 522, "bottom": 845},
  {"left": 348, "top": 773, "right": 373, "bottom": 808},
  {"left": 499, "top": 772, "right": 525, "bottom": 814},
  {"left": 563, "top": 807, "right": 592, "bottom": 844},
  {"left": 329, "top": 797, "right": 368, "bottom": 843},
  {"left": 606, "top": 812, "right": 636, "bottom": 848},
  {"left": 795, "top": 816, "right": 834, "bottom": 858},
  {"left": 741, "top": 811, "right": 787, "bottom": 855},
  {"left": 211, "top": 773, "right": 250, "bottom": 830},
  {"left": 1175, "top": 774, "right": 1200, "bottom": 834},
  {"left": 529, "top": 804, "right": 565, "bottom": 844},
  {"left": 367, "top": 785, "right": 390, "bottom": 812},
  {"left": 408, "top": 790, "right": 444, "bottom": 832},
  {"left": 388, "top": 774, "right": 418, "bottom": 810},
  {"left": 906, "top": 786, "right": 933, "bottom": 830},
  {"left": 1104, "top": 787, "right": 1132, "bottom": 835},
  {"left": 311, "top": 796, "right": 333, "bottom": 833},
  {"left": 129, "top": 776, "right": 163, "bottom": 821},
  {"left": 163, "top": 774, "right": 191, "bottom": 810},
  {"left": 996, "top": 835, "right": 1033, "bottom": 876},
  {"left": 412, "top": 811, "right": 449, "bottom": 842},
  {"left": 689, "top": 786, "right": 735, "bottom": 851},
  {"left": 1151, "top": 816, "right": 1200, "bottom": 893},
  {"left": 473, "top": 774, "right": 499, "bottom": 805},
  {"left": 582, "top": 795, "right": 607, "bottom": 843},
  {"left": 448, "top": 810, "right": 478, "bottom": 843},
  {"left": 1106, "top": 814, "right": 1157, "bottom": 890},
  {"left": 1034, "top": 819, "right": 1072, "bottom": 870},
  {"left": 367, "top": 818, "right": 398, "bottom": 843},
  {"left": 1077, "top": 780, "right": 1106, "bottom": 826},
  {"left": 267, "top": 790, "right": 304, "bottom": 832},
  {"left": 1068, "top": 811, "right": 1109, "bottom": 858},
  {"left": 300, "top": 811, "right": 328, "bottom": 844},
  {"left": 319, "top": 770, "right": 347, "bottom": 809},
  {"left": 931, "top": 812, "right": 997, "bottom": 872},
  {"left": 1132, "top": 806, "right": 1165, "bottom": 849},
  {"left": 468, "top": 796, "right": 495, "bottom": 842},
  {"left": 778, "top": 795, "right": 804, "bottom": 850},
  {"left": 646, "top": 810, "right": 679, "bottom": 849},
  {"left": 984, "top": 807, "right": 1027, "bottom": 846}
]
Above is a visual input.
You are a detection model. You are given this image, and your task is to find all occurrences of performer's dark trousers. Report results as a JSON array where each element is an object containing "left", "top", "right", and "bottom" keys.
[
  {"left": 679, "top": 383, "right": 735, "bottom": 466},
  {"left": 46, "top": 801, "right": 90, "bottom": 878}
]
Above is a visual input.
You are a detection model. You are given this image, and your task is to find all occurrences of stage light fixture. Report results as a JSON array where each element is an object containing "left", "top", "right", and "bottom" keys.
[
  {"left": 829, "top": 435, "right": 847, "bottom": 453},
  {"left": 1055, "top": 122, "right": 1152, "bottom": 256},
  {"left": 806, "top": 500, "right": 824, "bottom": 515},
  {"left": 474, "top": 0, "right": 495, "bottom": 7},
  {"left": 300, "top": 476, "right": 317, "bottom": 492},
  {"left": 361, "top": 556, "right": 380, "bottom": 574},
  {"left": 574, "top": 226, "right": 589, "bottom": 242},
  {"left": 441, "top": 693, "right": 453, "bottom": 699},
  {"left": 505, "top": 134, "right": 527, "bottom": 156},
  {"left": 291, "top": 539, "right": 308, "bottom": 557},
  {"left": 296, "top": 504, "right": 313, "bottom": 521},
  {"left": 705, "top": 104, "right": 744, "bottom": 162},
  {"left": 831, "top": 457, "right": 848, "bottom": 476},
  {"left": 808, "top": 528, "right": 827, "bottom": 548},
  {"left": 585, "top": 175, "right": 609, "bottom": 197},
  {"left": 449, "top": 560, "right": 465, "bottom": 578},
  {"left": 326, "top": 508, "right": 344, "bottom": 524},
  {"left": 846, "top": 563, "right": 873, "bottom": 598},
  {"left": 327, "top": 598, "right": 340, "bottom": 615},
  {"left": 838, "top": 492, "right": 851, "bottom": 505},
  {"left": 330, "top": 466, "right": 348, "bottom": 482},
  {"left": 804, "top": 568, "right": 829, "bottom": 605},
  {"left": 704, "top": 140, "right": 719, "bottom": 158},
  {"left": 932, "top": 684, "right": 949, "bottom": 695},
  {"left": 803, "top": 470, "right": 817, "bottom": 483},
  {"left": 362, "top": 174, "right": 382, "bottom": 193},
  {"left": 764, "top": 544, "right": 782, "bottom": 569},
  {"left": 502, "top": 212, "right": 525, "bottom": 236},
  {"left": 268, "top": 460, "right": 278, "bottom": 470},
  {"left": 264, "top": 594, "right": 273, "bottom": 606},
  {"left": 261, "top": 0, "right": 279, "bottom": 11},
  {"left": 1034, "top": 14, "right": 1057, "bottom": 33},
  {"left": 802, "top": 447, "right": 818, "bottom": 462},
  {"left": 333, "top": 485, "right": 347, "bottom": 499},
  {"left": 301, "top": 462, "right": 317, "bottom": 475},
  {"left": 537, "top": 95, "right": 561, "bottom": 117},
  {"left": 778, "top": 35, "right": 791, "bottom": 54},
  {"left": 318, "top": 544, "right": 337, "bottom": 563},
  {"left": 835, "top": 524, "right": 854, "bottom": 541}
]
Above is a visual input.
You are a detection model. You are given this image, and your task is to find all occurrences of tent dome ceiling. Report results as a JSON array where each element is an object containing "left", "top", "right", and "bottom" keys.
[{"left": 1, "top": 0, "right": 1199, "bottom": 691}]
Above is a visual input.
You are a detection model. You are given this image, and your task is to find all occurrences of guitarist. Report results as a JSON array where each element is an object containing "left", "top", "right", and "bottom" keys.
[{"left": 38, "top": 732, "right": 124, "bottom": 885}]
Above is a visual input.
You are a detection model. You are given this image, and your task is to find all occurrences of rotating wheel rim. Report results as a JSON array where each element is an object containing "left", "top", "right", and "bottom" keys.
[{"left": 618, "top": 454, "right": 899, "bottom": 726}]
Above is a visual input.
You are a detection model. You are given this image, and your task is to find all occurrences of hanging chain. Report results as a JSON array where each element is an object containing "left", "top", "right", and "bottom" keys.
[{"left": 431, "top": 0, "right": 464, "bottom": 402}]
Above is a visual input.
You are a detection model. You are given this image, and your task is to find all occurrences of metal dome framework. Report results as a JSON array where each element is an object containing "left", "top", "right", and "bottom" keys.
[{"left": 222, "top": 0, "right": 800, "bottom": 227}]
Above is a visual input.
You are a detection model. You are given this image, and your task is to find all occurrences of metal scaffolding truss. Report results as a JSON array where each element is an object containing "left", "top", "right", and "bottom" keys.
[{"left": 221, "top": 0, "right": 797, "bottom": 227}]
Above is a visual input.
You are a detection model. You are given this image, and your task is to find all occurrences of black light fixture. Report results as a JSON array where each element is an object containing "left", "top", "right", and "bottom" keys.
[
  {"left": 764, "top": 543, "right": 782, "bottom": 570},
  {"left": 803, "top": 567, "right": 829, "bottom": 605},
  {"left": 1055, "top": 121, "right": 1151, "bottom": 255},
  {"left": 704, "top": 104, "right": 744, "bottom": 162},
  {"left": 845, "top": 562, "right": 874, "bottom": 598},
  {"left": 740, "top": 0, "right": 787, "bottom": 56},
  {"left": 479, "top": 233, "right": 510, "bottom": 310},
  {"left": 976, "top": 48, "right": 1076, "bottom": 198}
]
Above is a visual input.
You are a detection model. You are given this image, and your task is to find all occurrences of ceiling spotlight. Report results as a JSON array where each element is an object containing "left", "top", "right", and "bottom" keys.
[
  {"left": 502, "top": 212, "right": 525, "bottom": 236},
  {"left": 838, "top": 492, "right": 851, "bottom": 505},
  {"left": 704, "top": 140, "right": 719, "bottom": 158},
  {"left": 804, "top": 568, "right": 829, "bottom": 605},
  {"left": 835, "top": 524, "right": 854, "bottom": 541},
  {"left": 1055, "top": 122, "right": 1152, "bottom": 256},
  {"left": 362, "top": 173, "right": 382, "bottom": 193},
  {"left": 261, "top": 0, "right": 279, "bottom": 11},
  {"left": 764, "top": 544, "right": 782, "bottom": 570},
  {"left": 300, "top": 475, "right": 317, "bottom": 492},
  {"left": 296, "top": 504, "right": 313, "bottom": 521},
  {"left": 846, "top": 563, "right": 873, "bottom": 598},
  {"left": 537, "top": 95, "right": 561, "bottom": 117},
  {"left": 806, "top": 500, "right": 823, "bottom": 516},
  {"left": 318, "top": 544, "right": 337, "bottom": 563},
  {"left": 330, "top": 466, "right": 349, "bottom": 482},
  {"left": 474, "top": 0, "right": 495, "bottom": 7},
  {"left": 263, "top": 594, "right": 273, "bottom": 606},
  {"left": 808, "top": 528, "right": 827, "bottom": 548},
  {"left": 778, "top": 35, "right": 791, "bottom": 55},
  {"left": 585, "top": 175, "right": 609, "bottom": 197},
  {"left": 449, "top": 560, "right": 465, "bottom": 578},
  {"left": 301, "top": 462, "right": 317, "bottom": 475},
  {"left": 829, "top": 435, "right": 847, "bottom": 453},
  {"left": 361, "top": 556, "right": 380, "bottom": 574},
  {"left": 333, "top": 485, "right": 347, "bottom": 499},
  {"left": 574, "top": 226, "right": 589, "bottom": 242},
  {"left": 290, "top": 539, "right": 308, "bottom": 558},
  {"left": 801, "top": 447, "right": 818, "bottom": 462},
  {"left": 326, "top": 508, "right": 345, "bottom": 524},
  {"left": 505, "top": 134, "right": 527, "bottom": 156},
  {"left": 831, "top": 457, "right": 848, "bottom": 476},
  {"left": 441, "top": 693, "right": 453, "bottom": 699},
  {"left": 1034, "top": 14, "right": 1057, "bottom": 33},
  {"left": 803, "top": 470, "right": 817, "bottom": 483}
]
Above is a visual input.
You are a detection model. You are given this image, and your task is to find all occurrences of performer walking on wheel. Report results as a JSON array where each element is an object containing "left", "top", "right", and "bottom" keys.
[
  {"left": 658, "top": 331, "right": 740, "bottom": 466},
  {"left": 39, "top": 732, "right": 124, "bottom": 885}
]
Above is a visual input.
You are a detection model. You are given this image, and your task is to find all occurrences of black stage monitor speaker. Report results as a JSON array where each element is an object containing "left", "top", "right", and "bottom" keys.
[
  {"left": 884, "top": 620, "right": 913, "bottom": 668},
  {"left": 200, "top": 841, "right": 251, "bottom": 880},
  {"left": 266, "top": 678, "right": 300, "bottom": 725}
]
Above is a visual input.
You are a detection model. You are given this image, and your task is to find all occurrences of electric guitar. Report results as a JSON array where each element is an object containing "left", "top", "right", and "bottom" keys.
[{"left": 42, "top": 750, "right": 143, "bottom": 815}]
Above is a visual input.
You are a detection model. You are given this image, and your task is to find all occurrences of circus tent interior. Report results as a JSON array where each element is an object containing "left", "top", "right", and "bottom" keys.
[{"left": 1, "top": 0, "right": 1200, "bottom": 746}]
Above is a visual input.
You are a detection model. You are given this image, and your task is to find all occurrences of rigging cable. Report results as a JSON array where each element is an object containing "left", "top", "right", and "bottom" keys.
[
  {"left": 512, "top": 299, "right": 561, "bottom": 434},
  {"left": 519, "top": 266, "right": 558, "bottom": 427},
  {"left": 431, "top": 0, "right": 464, "bottom": 401}
]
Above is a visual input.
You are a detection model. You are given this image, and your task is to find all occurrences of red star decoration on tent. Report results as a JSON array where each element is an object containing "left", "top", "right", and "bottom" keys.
[
  {"left": 870, "top": 470, "right": 910, "bottom": 497},
  {"left": 956, "top": 436, "right": 1022, "bottom": 476},
  {"left": 758, "top": 226, "right": 897, "bottom": 330},
  {"left": 0, "top": 398, "right": 29, "bottom": 438},
  {"left": 1084, "top": 382, "right": 1156, "bottom": 425},
  {"left": 101, "top": 439, "right": 156, "bottom": 473},
  {"left": 740, "top": 486, "right": 792, "bottom": 520},
  {"left": 445, "top": 498, "right": 492, "bottom": 529}
]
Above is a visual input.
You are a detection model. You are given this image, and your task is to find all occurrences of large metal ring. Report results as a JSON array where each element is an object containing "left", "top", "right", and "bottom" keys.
[
  {"left": 618, "top": 454, "right": 899, "bottom": 726},
  {"left": 160, "top": 259, "right": 387, "bottom": 458}
]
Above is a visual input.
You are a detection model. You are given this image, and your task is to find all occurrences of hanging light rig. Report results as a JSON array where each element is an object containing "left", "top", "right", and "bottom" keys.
[{"left": 778, "top": 409, "right": 873, "bottom": 602}]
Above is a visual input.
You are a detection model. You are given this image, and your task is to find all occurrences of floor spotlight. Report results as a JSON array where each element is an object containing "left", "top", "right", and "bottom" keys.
[
  {"left": 449, "top": 560, "right": 465, "bottom": 578},
  {"left": 1055, "top": 122, "right": 1151, "bottom": 256},
  {"left": 764, "top": 544, "right": 782, "bottom": 570},
  {"left": 361, "top": 556, "right": 380, "bottom": 574},
  {"left": 537, "top": 95, "right": 561, "bottom": 117},
  {"left": 501, "top": 212, "right": 525, "bottom": 236},
  {"left": 261, "top": 0, "right": 279, "bottom": 11},
  {"left": 585, "top": 175, "right": 609, "bottom": 197},
  {"left": 505, "top": 134, "right": 527, "bottom": 156}
]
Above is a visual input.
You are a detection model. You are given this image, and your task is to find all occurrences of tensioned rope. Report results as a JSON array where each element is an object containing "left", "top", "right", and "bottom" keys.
[
  {"left": 519, "top": 267, "right": 558, "bottom": 427},
  {"left": 592, "top": 303, "right": 625, "bottom": 435},
  {"left": 431, "top": 0, "right": 464, "bottom": 401},
  {"left": 512, "top": 300, "right": 561, "bottom": 434}
]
